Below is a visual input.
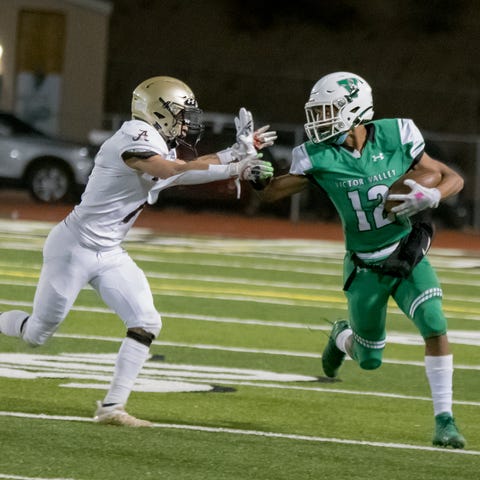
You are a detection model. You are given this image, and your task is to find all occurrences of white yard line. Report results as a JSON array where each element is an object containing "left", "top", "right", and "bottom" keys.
[
  {"left": 0, "top": 298, "right": 479, "bottom": 349},
  {"left": 19, "top": 331, "right": 478, "bottom": 371},
  {"left": 0, "top": 410, "right": 478, "bottom": 456},
  {"left": 0, "top": 475, "right": 75, "bottom": 480}
]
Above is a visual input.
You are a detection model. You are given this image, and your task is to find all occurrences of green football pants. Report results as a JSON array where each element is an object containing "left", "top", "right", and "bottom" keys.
[{"left": 343, "top": 254, "right": 446, "bottom": 370}]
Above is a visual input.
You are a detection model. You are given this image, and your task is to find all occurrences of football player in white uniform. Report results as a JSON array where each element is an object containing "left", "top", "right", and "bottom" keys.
[{"left": 0, "top": 76, "right": 276, "bottom": 426}]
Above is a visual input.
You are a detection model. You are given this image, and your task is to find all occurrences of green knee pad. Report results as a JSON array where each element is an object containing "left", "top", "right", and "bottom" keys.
[
  {"left": 352, "top": 342, "right": 384, "bottom": 370},
  {"left": 411, "top": 297, "right": 447, "bottom": 338}
]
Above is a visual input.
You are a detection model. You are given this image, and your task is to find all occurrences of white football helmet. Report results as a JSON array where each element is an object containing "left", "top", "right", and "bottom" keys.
[
  {"left": 131, "top": 76, "right": 203, "bottom": 143},
  {"left": 304, "top": 72, "right": 374, "bottom": 144}
]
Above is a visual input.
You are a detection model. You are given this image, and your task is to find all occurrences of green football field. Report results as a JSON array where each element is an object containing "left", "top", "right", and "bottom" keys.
[{"left": 0, "top": 218, "right": 479, "bottom": 480}]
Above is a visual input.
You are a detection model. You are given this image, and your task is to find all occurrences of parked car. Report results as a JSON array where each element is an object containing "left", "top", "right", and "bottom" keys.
[{"left": 0, "top": 111, "right": 96, "bottom": 203}]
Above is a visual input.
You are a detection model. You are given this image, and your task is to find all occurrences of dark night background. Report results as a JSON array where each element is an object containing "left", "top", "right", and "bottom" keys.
[{"left": 103, "top": 0, "right": 479, "bottom": 134}]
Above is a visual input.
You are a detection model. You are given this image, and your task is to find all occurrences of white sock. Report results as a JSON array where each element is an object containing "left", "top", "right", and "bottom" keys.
[
  {"left": 425, "top": 354, "right": 453, "bottom": 417},
  {"left": 0, "top": 310, "right": 29, "bottom": 337},
  {"left": 336, "top": 328, "right": 353, "bottom": 355},
  {"left": 103, "top": 337, "right": 150, "bottom": 406}
]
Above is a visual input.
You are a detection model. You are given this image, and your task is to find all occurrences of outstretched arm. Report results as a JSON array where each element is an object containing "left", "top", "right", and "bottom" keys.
[
  {"left": 125, "top": 152, "right": 223, "bottom": 178},
  {"left": 257, "top": 174, "right": 310, "bottom": 203},
  {"left": 134, "top": 153, "right": 274, "bottom": 205}
]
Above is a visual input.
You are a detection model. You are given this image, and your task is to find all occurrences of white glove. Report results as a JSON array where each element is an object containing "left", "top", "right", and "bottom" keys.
[
  {"left": 217, "top": 108, "right": 277, "bottom": 164},
  {"left": 235, "top": 108, "right": 277, "bottom": 151},
  {"left": 233, "top": 107, "right": 256, "bottom": 157},
  {"left": 216, "top": 108, "right": 254, "bottom": 164},
  {"left": 227, "top": 155, "right": 274, "bottom": 181},
  {"left": 387, "top": 179, "right": 441, "bottom": 217},
  {"left": 227, "top": 154, "right": 274, "bottom": 199},
  {"left": 253, "top": 124, "right": 277, "bottom": 150}
]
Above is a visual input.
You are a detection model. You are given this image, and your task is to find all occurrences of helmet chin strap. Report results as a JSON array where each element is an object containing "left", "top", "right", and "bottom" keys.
[
  {"left": 329, "top": 132, "right": 349, "bottom": 145},
  {"left": 175, "top": 136, "right": 200, "bottom": 158}
]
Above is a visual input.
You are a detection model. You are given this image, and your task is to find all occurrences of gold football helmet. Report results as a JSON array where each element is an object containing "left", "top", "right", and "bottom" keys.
[{"left": 131, "top": 76, "right": 203, "bottom": 142}]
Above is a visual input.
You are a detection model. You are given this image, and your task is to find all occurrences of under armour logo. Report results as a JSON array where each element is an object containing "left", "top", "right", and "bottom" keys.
[
  {"left": 133, "top": 130, "right": 149, "bottom": 141},
  {"left": 372, "top": 152, "right": 384, "bottom": 162}
]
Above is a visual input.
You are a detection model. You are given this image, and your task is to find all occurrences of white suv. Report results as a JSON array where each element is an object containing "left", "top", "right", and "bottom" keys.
[{"left": 0, "top": 111, "right": 96, "bottom": 203}]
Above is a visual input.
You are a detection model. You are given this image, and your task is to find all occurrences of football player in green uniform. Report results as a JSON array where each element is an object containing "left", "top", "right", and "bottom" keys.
[{"left": 258, "top": 72, "right": 466, "bottom": 448}]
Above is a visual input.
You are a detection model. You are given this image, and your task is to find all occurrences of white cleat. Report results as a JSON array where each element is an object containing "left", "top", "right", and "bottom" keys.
[{"left": 93, "top": 401, "right": 153, "bottom": 427}]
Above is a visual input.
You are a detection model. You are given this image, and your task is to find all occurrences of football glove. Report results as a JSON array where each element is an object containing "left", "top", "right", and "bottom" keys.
[
  {"left": 217, "top": 108, "right": 277, "bottom": 164},
  {"left": 228, "top": 154, "right": 274, "bottom": 199},
  {"left": 387, "top": 179, "right": 441, "bottom": 217},
  {"left": 237, "top": 108, "right": 277, "bottom": 150},
  {"left": 228, "top": 155, "right": 274, "bottom": 181},
  {"left": 253, "top": 124, "right": 277, "bottom": 150},
  {"left": 233, "top": 107, "right": 257, "bottom": 160}
]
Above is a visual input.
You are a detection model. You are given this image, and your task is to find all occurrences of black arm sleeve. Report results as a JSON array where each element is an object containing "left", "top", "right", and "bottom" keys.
[{"left": 121, "top": 150, "right": 158, "bottom": 161}]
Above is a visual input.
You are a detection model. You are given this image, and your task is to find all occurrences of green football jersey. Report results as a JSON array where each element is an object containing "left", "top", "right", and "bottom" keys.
[{"left": 303, "top": 118, "right": 424, "bottom": 253}]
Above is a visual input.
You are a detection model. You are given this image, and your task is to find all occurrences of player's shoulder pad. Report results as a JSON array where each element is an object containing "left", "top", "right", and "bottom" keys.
[
  {"left": 120, "top": 120, "right": 168, "bottom": 155},
  {"left": 121, "top": 119, "right": 158, "bottom": 139},
  {"left": 290, "top": 143, "right": 313, "bottom": 175}
]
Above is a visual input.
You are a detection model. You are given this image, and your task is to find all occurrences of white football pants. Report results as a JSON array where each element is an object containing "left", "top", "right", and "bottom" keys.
[{"left": 22, "top": 220, "right": 162, "bottom": 345}]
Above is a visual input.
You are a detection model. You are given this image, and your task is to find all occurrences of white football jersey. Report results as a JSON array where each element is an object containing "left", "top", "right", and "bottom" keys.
[{"left": 65, "top": 120, "right": 176, "bottom": 250}]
